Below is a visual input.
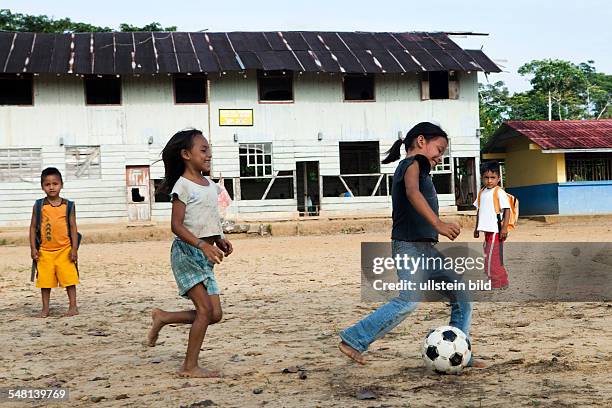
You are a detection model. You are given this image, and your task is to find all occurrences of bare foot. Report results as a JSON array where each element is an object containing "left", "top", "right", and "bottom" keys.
[
  {"left": 338, "top": 342, "right": 366, "bottom": 365},
  {"left": 38, "top": 309, "right": 50, "bottom": 318},
  {"left": 64, "top": 307, "right": 79, "bottom": 317},
  {"left": 176, "top": 366, "right": 222, "bottom": 378},
  {"left": 471, "top": 359, "right": 487, "bottom": 369},
  {"left": 146, "top": 308, "right": 165, "bottom": 347}
]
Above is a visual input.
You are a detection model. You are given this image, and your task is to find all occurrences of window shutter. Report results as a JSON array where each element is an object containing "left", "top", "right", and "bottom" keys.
[
  {"left": 420, "top": 72, "right": 430, "bottom": 100},
  {"left": 448, "top": 71, "right": 459, "bottom": 100}
]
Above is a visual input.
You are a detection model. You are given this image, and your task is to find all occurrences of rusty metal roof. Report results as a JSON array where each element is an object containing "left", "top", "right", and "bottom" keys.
[
  {"left": 486, "top": 120, "right": 612, "bottom": 151},
  {"left": 0, "top": 31, "right": 501, "bottom": 75}
]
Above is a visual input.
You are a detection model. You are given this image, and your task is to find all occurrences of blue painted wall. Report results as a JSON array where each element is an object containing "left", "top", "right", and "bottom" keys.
[
  {"left": 507, "top": 181, "right": 612, "bottom": 215},
  {"left": 507, "top": 184, "right": 559, "bottom": 216},
  {"left": 558, "top": 181, "right": 612, "bottom": 215}
]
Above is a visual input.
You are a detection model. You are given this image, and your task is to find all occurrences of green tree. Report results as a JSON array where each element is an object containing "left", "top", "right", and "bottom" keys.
[
  {"left": 507, "top": 90, "right": 550, "bottom": 121},
  {"left": 0, "top": 9, "right": 175, "bottom": 32},
  {"left": 518, "top": 59, "right": 588, "bottom": 120},
  {"left": 479, "top": 59, "right": 611, "bottom": 144},
  {"left": 119, "top": 22, "right": 176, "bottom": 32},
  {"left": 0, "top": 9, "right": 111, "bottom": 32},
  {"left": 478, "top": 81, "right": 511, "bottom": 147},
  {"left": 580, "top": 61, "right": 612, "bottom": 119}
]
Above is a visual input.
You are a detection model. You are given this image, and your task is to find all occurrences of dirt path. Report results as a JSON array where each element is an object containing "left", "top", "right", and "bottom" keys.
[{"left": 1, "top": 220, "right": 611, "bottom": 407}]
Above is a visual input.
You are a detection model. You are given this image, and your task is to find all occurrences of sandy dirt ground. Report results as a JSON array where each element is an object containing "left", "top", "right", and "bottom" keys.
[{"left": 1, "top": 219, "right": 611, "bottom": 407}]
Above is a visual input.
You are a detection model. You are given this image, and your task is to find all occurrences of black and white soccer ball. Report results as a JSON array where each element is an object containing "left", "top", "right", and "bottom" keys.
[{"left": 421, "top": 326, "right": 471, "bottom": 374}]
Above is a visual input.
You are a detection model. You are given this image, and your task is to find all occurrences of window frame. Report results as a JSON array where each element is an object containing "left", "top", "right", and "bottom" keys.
[
  {"left": 64, "top": 145, "right": 102, "bottom": 180},
  {"left": 0, "top": 74, "right": 34, "bottom": 106},
  {"left": 342, "top": 74, "right": 376, "bottom": 102},
  {"left": 257, "top": 70, "right": 294, "bottom": 104},
  {"left": 239, "top": 143, "right": 274, "bottom": 178},
  {"left": 339, "top": 141, "right": 381, "bottom": 175},
  {"left": 420, "top": 71, "right": 460, "bottom": 101},
  {"left": 0, "top": 148, "right": 42, "bottom": 182},
  {"left": 172, "top": 74, "right": 208, "bottom": 105},
  {"left": 84, "top": 75, "right": 122, "bottom": 106}
]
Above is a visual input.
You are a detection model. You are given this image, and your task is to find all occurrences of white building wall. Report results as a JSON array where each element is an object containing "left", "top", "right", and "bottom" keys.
[
  {"left": 0, "top": 74, "right": 211, "bottom": 225},
  {"left": 208, "top": 71, "right": 479, "bottom": 213},
  {"left": 0, "top": 71, "right": 480, "bottom": 226}
]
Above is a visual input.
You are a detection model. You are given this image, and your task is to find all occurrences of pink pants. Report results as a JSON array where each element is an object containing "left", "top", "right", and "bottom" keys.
[{"left": 483, "top": 232, "right": 509, "bottom": 288}]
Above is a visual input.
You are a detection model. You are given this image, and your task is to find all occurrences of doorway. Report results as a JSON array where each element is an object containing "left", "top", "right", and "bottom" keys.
[
  {"left": 296, "top": 161, "right": 320, "bottom": 216},
  {"left": 126, "top": 166, "right": 151, "bottom": 222},
  {"left": 454, "top": 157, "right": 477, "bottom": 210}
]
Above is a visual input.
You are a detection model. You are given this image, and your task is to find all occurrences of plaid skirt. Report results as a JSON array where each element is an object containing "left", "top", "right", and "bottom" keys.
[{"left": 170, "top": 238, "right": 221, "bottom": 298}]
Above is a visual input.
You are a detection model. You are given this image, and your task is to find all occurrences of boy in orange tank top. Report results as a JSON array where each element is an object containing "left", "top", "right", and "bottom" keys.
[{"left": 29, "top": 168, "right": 80, "bottom": 317}]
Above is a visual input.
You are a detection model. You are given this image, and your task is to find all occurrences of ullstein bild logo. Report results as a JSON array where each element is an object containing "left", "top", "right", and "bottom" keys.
[{"left": 360, "top": 242, "right": 612, "bottom": 302}]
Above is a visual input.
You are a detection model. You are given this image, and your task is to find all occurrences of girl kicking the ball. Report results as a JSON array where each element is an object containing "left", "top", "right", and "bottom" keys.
[
  {"left": 146, "top": 129, "right": 233, "bottom": 378},
  {"left": 338, "top": 122, "right": 485, "bottom": 368}
]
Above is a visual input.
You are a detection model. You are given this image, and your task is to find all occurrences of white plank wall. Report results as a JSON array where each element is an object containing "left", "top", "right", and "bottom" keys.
[{"left": 1, "top": 71, "right": 480, "bottom": 226}]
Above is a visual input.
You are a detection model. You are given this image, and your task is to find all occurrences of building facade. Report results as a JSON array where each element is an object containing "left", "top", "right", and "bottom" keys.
[
  {"left": 0, "top": 31, "right": 500, "bottom": 226},
  {"left": 484, "top": 120, "right": 612, "bottom": 215}
]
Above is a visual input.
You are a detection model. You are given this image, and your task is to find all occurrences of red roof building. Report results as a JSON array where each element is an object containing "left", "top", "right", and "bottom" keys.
[
  {"left": 483, "top": 120, "right": 612, "bottom": 215},
  {"left": 485, "top": 120, "right": 612, "bottom": 152}
]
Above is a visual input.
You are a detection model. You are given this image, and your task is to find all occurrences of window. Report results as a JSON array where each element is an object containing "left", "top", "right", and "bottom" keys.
[
  {"left": 258, "top": 70, "right": 293, "bottom": 102},
  {"left": 0, "top": 74, "right": 33, "bottom": 105},
  {"left": 566, "top": 153, "right": 612, "bottom": 181},
  {"left": 239, "top": 143, "right": 272, "bottom": 177},
  {"left": 339, "top": 142, "right": 380, "bottom": 174},
  {"left": 0, "top": 148, "right": 41, "bottom": 182},
  {"left": 240, "top": 170, "right": 294, "bottom": 200},
  {"left": 238, "top": 143, "right": 294, "bottom": 200},
  {"left": 174, "top": 75, "right": 207, "bottom": 104},
  {"left": 343, "top": 74, "right": 375, "bottom": 101},
  {"left": 322, "top": 142, "right": 385, "bottom": 197},
  {"left": 85, "top": 76, "right": 121, "bottom": 105},
  {"left": 432, "top": 152, "right": 453, "bottom": 194},
  {"left": 65, "top": 146, "right": 101, "bottom": 179},
  {"left": 421, "top": 71, "right": 459, "bottom": 100}
]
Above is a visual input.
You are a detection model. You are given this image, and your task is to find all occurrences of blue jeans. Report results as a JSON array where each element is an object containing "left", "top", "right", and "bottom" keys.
[{"left": 340, "top": 240, "right": 474, "bottom": 362}]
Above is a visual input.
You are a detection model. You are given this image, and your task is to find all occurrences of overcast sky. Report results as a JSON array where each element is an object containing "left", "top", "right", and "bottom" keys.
[{"left": 4, "top": 0, "right": 611, "bottom": 93}]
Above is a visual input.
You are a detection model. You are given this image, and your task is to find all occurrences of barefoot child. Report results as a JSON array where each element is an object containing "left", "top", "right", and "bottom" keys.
[
  {"left": 338, "top": 122, "right": 485, "bottom": 368},
  {"left": 473, "top": 162, "right": 511, "bottom": 289},
  {"left": 147, "top": 129, "right": 233, "bottom": 378},
  {"left": 29, "top": 167, "right": 80, "bottom": 317}
]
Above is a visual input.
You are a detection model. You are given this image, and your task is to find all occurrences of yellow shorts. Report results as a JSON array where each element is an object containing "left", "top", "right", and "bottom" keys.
[{"left": 36, "top": 246, "right": 79, "bottom": 288}]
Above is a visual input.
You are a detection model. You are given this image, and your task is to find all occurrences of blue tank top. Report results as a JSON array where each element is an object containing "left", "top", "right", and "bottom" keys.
[{"left": 391, "top": 155, "right": 439, "bottom": 242}]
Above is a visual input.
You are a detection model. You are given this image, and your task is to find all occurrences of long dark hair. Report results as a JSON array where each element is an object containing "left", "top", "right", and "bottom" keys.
[
  {"left": 381, "top": 122, "right": 448, "bottom": 164},
  {"left": 157, "top": 128, "right": 203, "bottom": 194}
]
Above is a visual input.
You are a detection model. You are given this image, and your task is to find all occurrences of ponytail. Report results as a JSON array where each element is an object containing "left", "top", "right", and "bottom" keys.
[
  {"left": 381, "top": 122, "right": 448, "bottom": 164},
  {"left": 381, "top": 139, "right": 403, "bottom": 164}
]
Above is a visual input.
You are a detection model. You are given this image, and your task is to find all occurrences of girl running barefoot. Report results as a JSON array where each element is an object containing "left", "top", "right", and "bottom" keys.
[
  {"left": 147, "top": 129, "right": 233, "bottom": 378},
  {"left": 338, "top": 122, "right": 485, "bottom": 369}
]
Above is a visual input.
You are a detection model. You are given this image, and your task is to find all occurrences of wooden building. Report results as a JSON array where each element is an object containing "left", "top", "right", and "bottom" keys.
[{"left": 0, "top": 31, "right": 500, "bottom": 226}]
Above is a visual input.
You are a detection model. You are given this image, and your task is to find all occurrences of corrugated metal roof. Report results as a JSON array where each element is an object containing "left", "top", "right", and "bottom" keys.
[
  {"left": 0, "top": 31, "right": 501, "bottom": 75},
  {"left": 487, "top": 120, "right": 612, "bottom": 151}
]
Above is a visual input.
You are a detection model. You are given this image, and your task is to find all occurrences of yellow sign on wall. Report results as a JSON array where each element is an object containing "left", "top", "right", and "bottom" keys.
[{"left": 219, "top": 109, "right": 254, "bottom": 126}]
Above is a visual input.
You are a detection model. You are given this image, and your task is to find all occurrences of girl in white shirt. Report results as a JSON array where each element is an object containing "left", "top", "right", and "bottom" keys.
[{"left": 146, "top": 129, "right": 233, "bottom": 378}]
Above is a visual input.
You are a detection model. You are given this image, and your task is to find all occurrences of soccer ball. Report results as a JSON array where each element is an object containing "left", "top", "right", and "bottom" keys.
[{"left": 421, "top": 326, "right": 471, "bottom": 374}]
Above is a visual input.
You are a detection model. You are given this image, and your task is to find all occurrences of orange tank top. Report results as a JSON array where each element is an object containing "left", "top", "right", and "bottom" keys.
[{"left": 40, "top": 201, "right": 72, "bottom": 251}]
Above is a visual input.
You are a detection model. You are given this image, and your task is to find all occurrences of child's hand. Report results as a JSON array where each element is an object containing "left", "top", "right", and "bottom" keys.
[
  {"left": 435, "top": 221, "right": 460, "bottom": 241},
  {"left": 500, "top": 227, "right": 508, "bottom": 240},
  {"left": 473, "top": 230, "right": 480, "bottom": 239},
  {"left": 216, "top": 238, "right": 233, "bottom": 256},
  {"left": 199, "top": 241, "right": 224, "bottom": 264},
  {"left": 69, "top": 248, "right": 78, "bottom": 263},
  {"left": 31, "top": 248, "right": 39, "bottom": 261}
]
